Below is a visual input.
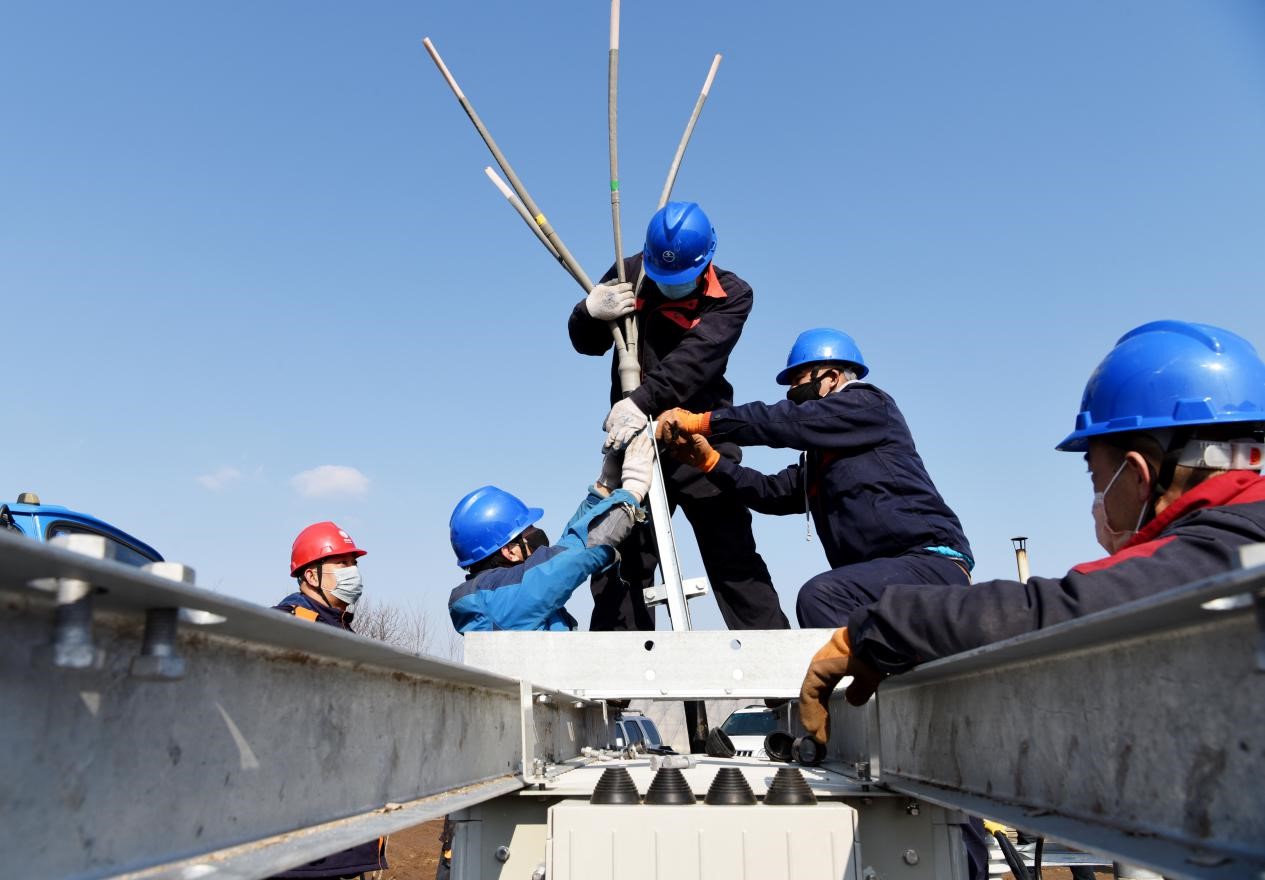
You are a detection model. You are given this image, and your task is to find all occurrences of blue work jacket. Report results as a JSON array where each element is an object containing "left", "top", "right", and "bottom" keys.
[
  {"left": 708, "top": 383, "right": 972, "bottom": 570},
  {"left": 449, "top": 489, "right": 636, "bottom": 633}
]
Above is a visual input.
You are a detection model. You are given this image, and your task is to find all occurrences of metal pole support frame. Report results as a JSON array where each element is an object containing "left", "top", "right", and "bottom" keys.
[{"left": 646, "top": 421, "right": 690, "bottom": 631}]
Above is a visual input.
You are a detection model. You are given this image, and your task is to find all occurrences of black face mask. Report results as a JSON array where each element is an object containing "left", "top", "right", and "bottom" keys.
[
  {"left": 521, "top": 525, "right": 550, "bottom": 555},
  {"left": 786, "top": 371, "right": 828, "bottom": 405}
]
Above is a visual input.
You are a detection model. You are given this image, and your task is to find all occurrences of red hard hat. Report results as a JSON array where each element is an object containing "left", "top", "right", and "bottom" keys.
[{"left": 290, "top": 521, "right": 367, "bottom": 576}]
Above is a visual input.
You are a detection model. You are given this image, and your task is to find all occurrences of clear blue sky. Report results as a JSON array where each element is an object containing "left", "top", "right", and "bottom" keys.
[{"left": 4, "top": 1, "right": 1264, "bottom": 645}]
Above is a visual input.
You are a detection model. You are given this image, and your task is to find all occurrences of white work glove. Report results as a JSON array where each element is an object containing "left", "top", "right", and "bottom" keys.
[
  {"left": 585, "top": 281, "right": 636, "bottom": 321},
  {"left": 603, "top": 398, "right": 648, "bottom": 451},
  {"left": 620, "top": 430, "right": 654, "bottom": 503},
  {"left": 596, "top": 447, "right": 622, "bottom": 492}
]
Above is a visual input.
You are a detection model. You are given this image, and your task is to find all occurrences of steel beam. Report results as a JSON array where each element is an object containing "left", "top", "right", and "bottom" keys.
[
  {"left": 463, "top": 629, "right": 838, "bottom": 699},
  {"left": 0, "top": 532, "right": 602, "bottom": 879},
  {"left": 859, "top": 556, "right": 1265, "bottom": 880}
]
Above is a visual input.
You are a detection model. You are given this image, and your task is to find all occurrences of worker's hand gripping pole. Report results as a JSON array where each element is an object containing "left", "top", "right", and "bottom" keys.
[
  {"left": 646, "top": 421, "right": 692, "bottom": 631},
  {"left": 631, "top": 54, "right": 723, "bottom": 314},
  {"left": 423, "top": 36, "right": 628, "bottom": 354}
]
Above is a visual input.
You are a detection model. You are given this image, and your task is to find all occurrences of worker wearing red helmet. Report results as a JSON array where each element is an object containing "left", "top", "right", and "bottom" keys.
[
  {"left": 270, "top": 521, "right": 387, "bottom": 879},
  {"left": 274, "top": 521, "right": 368, "bottom": 630}
]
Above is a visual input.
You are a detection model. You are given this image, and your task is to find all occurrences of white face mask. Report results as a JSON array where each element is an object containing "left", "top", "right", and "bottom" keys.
[
  {"left": 1091, "top": 460, "right": 1148, "bottom": 554},
  {"left": 330, "top": 565, "right": 364, "bottom": 607}
]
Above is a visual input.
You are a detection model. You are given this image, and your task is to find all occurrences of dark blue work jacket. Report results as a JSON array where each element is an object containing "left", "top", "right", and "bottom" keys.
[
  {"left": 273, "top": 591, "right": 354, "bottom": 630},
  {"left": 850, "top": 471, "right": 1265, "bottom": 674},
  {"left": 269, "top": 592, "right": 384, "bottom": 878},
  {"left": 708, "top": 382, "right": 972, "bottom": 571}
]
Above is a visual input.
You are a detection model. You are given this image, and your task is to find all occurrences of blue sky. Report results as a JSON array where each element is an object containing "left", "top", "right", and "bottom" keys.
[{"left": 4, "top": 2, "right": 1264, "bottom": 645}]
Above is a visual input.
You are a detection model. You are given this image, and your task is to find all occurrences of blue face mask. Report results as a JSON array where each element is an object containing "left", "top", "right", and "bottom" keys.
[
  {"left": 657, "top": 279, "right": 699, "bottom": 300},
  {"left": 330, "top": 566, "right": 364, "bottom": 606}
]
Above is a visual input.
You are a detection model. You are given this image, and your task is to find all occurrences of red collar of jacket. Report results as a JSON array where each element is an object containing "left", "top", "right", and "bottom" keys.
[
  {"left": 1128, "top": 469, "right": 1265, "bottom": 546},
  {"left": 699, "top": 264, "right": 725, "bottom": 299}
]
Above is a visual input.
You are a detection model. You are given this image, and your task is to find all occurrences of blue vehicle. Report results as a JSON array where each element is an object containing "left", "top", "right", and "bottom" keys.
[{"left": 0, "top": 491, "right": 162, "bottom": 566}]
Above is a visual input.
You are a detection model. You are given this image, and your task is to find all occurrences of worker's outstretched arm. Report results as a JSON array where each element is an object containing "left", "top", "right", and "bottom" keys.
[
  {"left": 709, "top": 386, "right": 897, "bottom": 451},
  {"left": 709, "top": 457, "right": 806, "bottom": 516},
  {"left": 848, "top": 510, "right": 1257, "bottom": 675}
]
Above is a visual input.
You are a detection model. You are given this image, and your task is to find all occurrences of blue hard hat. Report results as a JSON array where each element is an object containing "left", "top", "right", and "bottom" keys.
[
  {"left": 776, "top": 328, "right": 870, "bottom": 385},
  {"left": 449, "top": 485, "right": 544, "bottom": 568},
  {"left": 642, "top": 201, "right": 717, "bottom": 285},
  {"left": 1057, "top": 320, "right": 1265, "bottom": 452}
]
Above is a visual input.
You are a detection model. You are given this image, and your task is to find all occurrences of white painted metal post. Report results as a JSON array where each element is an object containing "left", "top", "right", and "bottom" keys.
[{"left": 647, "top": 422, "right": 690, "bottom": 631}]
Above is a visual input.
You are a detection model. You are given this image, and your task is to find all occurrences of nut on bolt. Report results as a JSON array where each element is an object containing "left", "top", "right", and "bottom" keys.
[
  {"left": 42, "top": 533, "right": 112, "bottom": 669},
  {"left": 494, "top": 845, "right": 511, "bottom": 863},
  {"left": 130, "top": 562, "right": 196, "bottom": 681},
  {"left": 903, "top": 849, "right": 920, "bottom": 865}
]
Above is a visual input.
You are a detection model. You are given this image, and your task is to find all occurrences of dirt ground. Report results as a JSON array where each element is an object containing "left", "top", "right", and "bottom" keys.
[{"left": 378, "top": 818, "right": 444, "bottom": 879}]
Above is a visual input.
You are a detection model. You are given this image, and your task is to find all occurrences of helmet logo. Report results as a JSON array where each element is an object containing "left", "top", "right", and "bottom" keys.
[{"left": 661, "top": 250, "right": 676, "bottom": 263}]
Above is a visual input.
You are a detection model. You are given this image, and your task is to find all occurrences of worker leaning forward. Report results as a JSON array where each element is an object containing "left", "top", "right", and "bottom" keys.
[
  {"left": 569, "top": 200, "right": 789, "bottom": 632},
  {"left": 796, "top": 321, "right": 1265, "bottom": 880},
  {"left": 447, "top": 433, "right": 654, "bottom": 633},
  {"left": 658, "top": 327, "right": 974, "bottom": 628},
  {"left": 270, "top": 521, "right": 387, "bottom": 879},
  {"left": 798, "top": 319, "right": 1265, "bottom": 734}
]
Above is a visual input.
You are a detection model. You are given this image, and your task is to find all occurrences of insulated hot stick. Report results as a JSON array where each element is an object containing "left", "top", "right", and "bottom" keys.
[
  {"left": 658, "top": 54, "right": 722, "bottom": 210},
  {"left": 484, "top": 167, "right": 563, "bottom": 263},
  {"left": 422, "top": 36, "right": 631, "bottom": 361},
  {"left": 608, "top": 0, "right": 626, "bottom": 285},
  {"left": 606, "top": 0, "right": 640, "bottom": 395},
  {"left": 629, "top": 54, "right": 723, "bottom": 322}
]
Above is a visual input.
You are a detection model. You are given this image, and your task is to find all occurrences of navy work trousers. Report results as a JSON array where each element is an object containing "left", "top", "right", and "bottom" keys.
[{"left": 795, "top": 552, "right": 970, "bottom": 628}]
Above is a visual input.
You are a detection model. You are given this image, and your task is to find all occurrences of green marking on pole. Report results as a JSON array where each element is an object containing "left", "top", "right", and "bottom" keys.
[{"left": 610, "top": 180, "right": 619, "bottom": 192}]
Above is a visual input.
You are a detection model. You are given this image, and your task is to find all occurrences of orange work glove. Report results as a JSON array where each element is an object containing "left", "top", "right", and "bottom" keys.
[
  {"left": 666, "top": 433, "right": 720, "bottom": 473},
  {"left": 798, "top": 628, "right": 884, "bottom": 745},
  {"left": 656, "top": 407, "right": 712, "bottom": 440}
]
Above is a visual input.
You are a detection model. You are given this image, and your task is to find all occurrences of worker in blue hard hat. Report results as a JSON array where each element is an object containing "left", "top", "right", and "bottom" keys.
[
  {"left": 568, "top": 201, "right": 789, "bottom": 632},
  {"left": 659, "top": 327, "right": 975, "bottom": 628},
  {"left": 447, "top": 433, "right": 654, "bottom": 633},
  {"left": 797, "top": 319, "right": 1265, "bottom": 741}
]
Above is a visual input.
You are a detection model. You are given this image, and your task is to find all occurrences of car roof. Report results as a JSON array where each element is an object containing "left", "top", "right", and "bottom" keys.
[{"left": 5, "top": 501, "right": 163, "bottom": 562}]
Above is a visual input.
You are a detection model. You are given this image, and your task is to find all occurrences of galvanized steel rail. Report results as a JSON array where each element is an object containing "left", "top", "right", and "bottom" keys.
[
  {"left": 829, "top": 547, "right": 1265, "bottom": 880},
  {"left": 0, "top": 531, "right": 604, "bottom": 879}
]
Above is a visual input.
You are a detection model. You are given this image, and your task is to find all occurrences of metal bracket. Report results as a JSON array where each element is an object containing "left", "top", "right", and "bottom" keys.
[{"left": 642, "top": 576, "right": 708, "bottom": 608}]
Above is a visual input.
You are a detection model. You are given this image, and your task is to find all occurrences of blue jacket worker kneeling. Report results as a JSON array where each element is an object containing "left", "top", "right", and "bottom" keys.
[
  {"left": 657, "top": 327, "right": 974, "bottom": 628},
  {"left": 448, "top": 433, "right": 654, "bottom": 633}
]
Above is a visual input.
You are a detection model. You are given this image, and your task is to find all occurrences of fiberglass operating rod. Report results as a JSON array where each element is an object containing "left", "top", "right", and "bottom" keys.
[
  {"left": 422, "top": 36, "right": 630, "bottom": 358},
  {"left": 631, "top": 54, "right": 724, "bottom": 311}
]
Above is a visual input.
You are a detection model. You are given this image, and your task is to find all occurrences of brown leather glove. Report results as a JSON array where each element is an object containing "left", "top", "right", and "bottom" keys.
[
  {"left": 656, "top": 407, "right": 712, "bottom": 440},
  {"left": 798, "top": 628, "right": 884, "bottom": 745},
  {"left": 666, "top": 433, "right": 720, "bottom": 473}
]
